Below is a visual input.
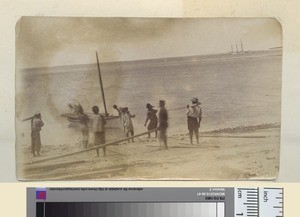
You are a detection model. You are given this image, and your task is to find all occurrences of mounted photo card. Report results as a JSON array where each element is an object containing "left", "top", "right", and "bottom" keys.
[{"left": 16, "top": 17, "right": 282, "bottom": 180}]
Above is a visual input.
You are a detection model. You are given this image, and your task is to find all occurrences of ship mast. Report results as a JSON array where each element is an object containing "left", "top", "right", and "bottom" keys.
[
  {"left": 235, "top": 42, "right": 239, "bottom": 53},
  {"left": 96, "top": 51, "right": 108, "bottom": 116},
  {"left": 240, "top": 41, "right": 244, "bottom": 52}
]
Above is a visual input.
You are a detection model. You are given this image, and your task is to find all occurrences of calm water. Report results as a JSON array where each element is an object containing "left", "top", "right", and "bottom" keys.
[{"left": 16, "top": 51, "right": 281, "bottom": 145}]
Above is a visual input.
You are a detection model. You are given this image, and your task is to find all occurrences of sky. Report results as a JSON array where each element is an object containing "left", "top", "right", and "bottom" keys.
[{"left": 16, "top": 17, "right": 282, "bottom": 68}]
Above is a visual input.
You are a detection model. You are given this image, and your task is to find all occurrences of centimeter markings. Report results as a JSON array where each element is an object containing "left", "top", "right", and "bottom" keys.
[{"left": 235, "top": 187, "right": 283, "bottom": 217}]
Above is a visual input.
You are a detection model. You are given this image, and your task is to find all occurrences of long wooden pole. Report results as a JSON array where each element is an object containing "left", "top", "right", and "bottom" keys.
[
  {"left": 27, "top": 129, "right": 158, "bottom": 165},
  {"left": 27, "top": 129, "right": 269, "bottom": 166},
  {"left": 96, "top": 51, "right": 108, "bottom": 116},
  {"left": 200, "top": 135, "right": 266, "bottom": 139},
  {"left": 22, "top": 115, "right": 34, "bottom": 122}
]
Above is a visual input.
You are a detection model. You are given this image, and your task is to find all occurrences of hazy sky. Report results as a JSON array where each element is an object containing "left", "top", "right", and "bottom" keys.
[{"left": 16, "top": 17, "right": 281, "bottom": 68}]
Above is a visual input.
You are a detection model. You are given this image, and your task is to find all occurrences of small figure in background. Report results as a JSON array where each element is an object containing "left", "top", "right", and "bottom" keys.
[
  {"left": 90, "top": 105, "right": 107, "bottom": 157},
  {"left": 144, "top": 103, "right": 158, "bottom": 138},
  {"left": 186, "top": 97, "right": 202, "bottom": 144},
  {"left": 158, "top": 100, "right": 168, "bottom": 149},
  {"left": 122, "top": 107, "right": 135, "bottom": 142},
  {"left": 31, "top": 112, "right": 44, "bottom": 157}
]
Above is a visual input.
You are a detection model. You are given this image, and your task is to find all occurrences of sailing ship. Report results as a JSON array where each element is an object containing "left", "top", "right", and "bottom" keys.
[{"left": 230, "top": 41, "right": 245, "bottom": 54}]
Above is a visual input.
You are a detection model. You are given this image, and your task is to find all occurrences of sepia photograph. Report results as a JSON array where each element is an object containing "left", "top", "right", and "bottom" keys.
[{"left": 15, "top": 17, "right": 282, "bottom": 180}]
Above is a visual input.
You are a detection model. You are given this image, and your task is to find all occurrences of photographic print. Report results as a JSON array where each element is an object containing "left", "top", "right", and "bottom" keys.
[{"left": 16, "top": 17, "right": 282, "bottom": 180}]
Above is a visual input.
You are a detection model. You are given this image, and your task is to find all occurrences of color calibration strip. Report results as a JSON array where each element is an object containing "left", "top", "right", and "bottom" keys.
[
  {"left": 28, "top": 187, "right": 283, "bottom": 217},
  {"left": 36, "top": 202, "right": 225, "bottom": 217}
]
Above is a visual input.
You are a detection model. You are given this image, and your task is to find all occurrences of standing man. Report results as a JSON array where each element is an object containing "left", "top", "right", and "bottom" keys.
[
  {"left": 122, "top": 107, "right": 135, "bottom": 142},
  {"left": 76, "top": 105, "right": 90, "bottom": 149},
  {"left": 144, "top": 103, "right": 158, "bottom": 138},
  {"left": 158, "top": 100, "right": 168, "bottom": 149},
  {"left": 113, "top": 104, "right": 125, "bottom": 130},
  {"left": 90, "top": 106, "right": 106, "bottom": 157},
  {"left": 64, "top": 102, "right": 90, "bottom": 148},
  {"left": 186, "top": 97, "right": 202, "bottom": 144},
  {"left": 31, "top": 112, "right": 44, "bottom": 157}
]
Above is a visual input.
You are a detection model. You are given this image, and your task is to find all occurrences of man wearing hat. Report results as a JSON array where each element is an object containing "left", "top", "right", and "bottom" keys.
[
  {"left": 186, "top": 98, "right": 202, "bottom": 144},
  {"left": 31, "top": 112, "right": 44, "bottom": 157},
  {"left": 158, "top": 100, "right": 168, "bottom": 149}
]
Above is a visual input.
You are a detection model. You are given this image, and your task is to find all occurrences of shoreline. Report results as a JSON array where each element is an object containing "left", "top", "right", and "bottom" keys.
[{"left": 17, "top": 123, "right": 280, "bottom": 181}]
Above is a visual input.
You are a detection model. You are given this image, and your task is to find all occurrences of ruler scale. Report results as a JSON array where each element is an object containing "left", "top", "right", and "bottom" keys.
[{"left": 235, "top": 187, "right": 283, "bottom": 217}]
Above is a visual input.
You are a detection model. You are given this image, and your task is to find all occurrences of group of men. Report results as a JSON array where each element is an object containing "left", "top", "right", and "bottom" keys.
[
  {"left": 74, "top": 104, "right": 107, "bottom": 157},
  {"left": 111, "top": 97, "right": 203, "bottom": 147},
  {"left": 113, "top": 100, "right": 169, "bottom": 149},
  {"left": 28, "top": 97, "right": 202, "bottom": 157},
  {"left": 29, "top": 105, "right": 107, "bottom": 158}
]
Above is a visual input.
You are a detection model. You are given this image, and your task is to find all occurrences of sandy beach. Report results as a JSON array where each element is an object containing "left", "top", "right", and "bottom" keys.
[{"left": 18, "top": 124, "right": 280, "bottom": 180}]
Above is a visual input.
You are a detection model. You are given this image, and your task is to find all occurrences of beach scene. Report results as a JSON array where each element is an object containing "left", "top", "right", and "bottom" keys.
[{"left": 15, "top": 17, "right": 282, "bottom": 180}]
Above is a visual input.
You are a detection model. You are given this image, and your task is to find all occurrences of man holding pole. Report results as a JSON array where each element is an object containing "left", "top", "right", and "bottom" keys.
[{"left": 31, "top": 112, "right": 44, "bottom": 157}]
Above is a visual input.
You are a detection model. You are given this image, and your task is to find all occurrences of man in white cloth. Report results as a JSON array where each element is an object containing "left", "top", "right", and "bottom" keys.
[{"left": 90, "top": 106, "right": 106, "bottom": 157}]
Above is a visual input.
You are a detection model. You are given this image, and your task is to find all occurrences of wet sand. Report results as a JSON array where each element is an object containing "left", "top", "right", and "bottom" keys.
[{"left": 18, "top": 124, "right": 280, "bottom": 180}]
